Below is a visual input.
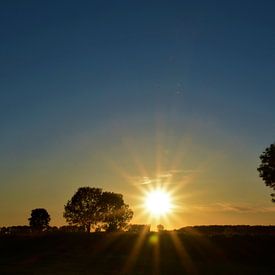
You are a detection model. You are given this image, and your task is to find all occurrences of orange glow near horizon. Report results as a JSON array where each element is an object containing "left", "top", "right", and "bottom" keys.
[
  {"left": 103, "top": 127, "right": 193, "bottom": 230},
  {"left": 133, "top": 180, "right": 187, "bottom": 231}
]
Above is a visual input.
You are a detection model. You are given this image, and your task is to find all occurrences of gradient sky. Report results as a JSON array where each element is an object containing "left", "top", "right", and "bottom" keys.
[{"left": 1, "top": 0, "right": 275, "bottom": 229}]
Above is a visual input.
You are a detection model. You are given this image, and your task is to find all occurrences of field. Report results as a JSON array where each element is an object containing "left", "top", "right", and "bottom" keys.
[{"left": 1, "top": 230, "right": 275, "bottom": 274}]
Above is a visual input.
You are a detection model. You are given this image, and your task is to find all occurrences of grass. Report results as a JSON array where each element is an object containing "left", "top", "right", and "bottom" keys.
[{"left": 1, "top": 231, "right": 275, "bottom": 274}]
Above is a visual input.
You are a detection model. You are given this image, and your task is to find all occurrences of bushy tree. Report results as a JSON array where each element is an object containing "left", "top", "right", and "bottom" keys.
[
  {"left": 157, "top": 224, "right": 164, "bottom": 232},
  {"left": 128, "top": 224, "right": 151, "bottom": 233},
  {"left": 64, "top": 187, "right": 133, "bottom": 232},
  {"left": 257, "top": 143, "right": 275, "bottom": 202},
  {"left": 29, "top": 208, "right": 50, "bottom": 232},
  {"left": 64, "top": 187, "right": 103, "bottom": 232},
  {"left": 101, "top": 192, "right": 133, "bottom": 232}
]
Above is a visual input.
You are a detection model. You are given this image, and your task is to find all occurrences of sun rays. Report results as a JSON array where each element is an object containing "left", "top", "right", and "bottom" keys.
[
  {"left": 145, "top": 189, "right": 172, "bottom": 216},
  {"left": 101, "top": 113, "right": 222, "bottom": 233},
  {"left": 103, "top": 119, "right": 202, "bottom": 230},
  {"left": 89, "top": 119, "right": 222, "bottom": 274}
]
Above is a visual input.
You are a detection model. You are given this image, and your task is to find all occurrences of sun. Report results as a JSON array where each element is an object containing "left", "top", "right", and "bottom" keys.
[{"left": 145, "top": 189, "right": 172, "bottom": 216}]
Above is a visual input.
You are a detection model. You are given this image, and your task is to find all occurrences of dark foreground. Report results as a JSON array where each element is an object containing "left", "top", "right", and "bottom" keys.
[{"left": 1, "top": 232, "right": 275, "bottom": 274}]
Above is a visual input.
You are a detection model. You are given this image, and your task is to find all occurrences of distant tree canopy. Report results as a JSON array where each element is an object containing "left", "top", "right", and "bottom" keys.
[
  {"left": 64, "top": 187, "right": 103, "bottom": 233},
  {"left": 29, "top": 208, "right": 50, "bottom": 232},
  {"left": 63, "top": 187, "right": 133, "bottom": 232},
  {"left": 157, "top": 224, "right": 164, "bottom": 232},
  {"left": 128, "top": 224, "right": 151, "bottom": 233},
  {"left": 257, "top": 143, "right": 275, "bottom": 202},
  {"left": 100, "top": 191, "right": 133, "bottom": 232}
]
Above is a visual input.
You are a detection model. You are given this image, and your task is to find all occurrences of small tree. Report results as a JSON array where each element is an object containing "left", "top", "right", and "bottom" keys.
[
  {"left": 157, "top": 224, "right": 164, "bottom": 232},
  {"left": 101, "top": 192, "right": 133, "bottom": 232},
  {"left": 257, "top": 143, "right": 275, "bottom": 202},
  {"left": 64, "top": 187, "right": 103, "bottom": 232},
  {"left": 29, "top": 208, "right": 50, "bottom": 232}
]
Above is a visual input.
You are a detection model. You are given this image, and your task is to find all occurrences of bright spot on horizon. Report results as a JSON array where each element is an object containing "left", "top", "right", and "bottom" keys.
[{"left": 145, "top": 189, "right": 172, "bottom": 216}]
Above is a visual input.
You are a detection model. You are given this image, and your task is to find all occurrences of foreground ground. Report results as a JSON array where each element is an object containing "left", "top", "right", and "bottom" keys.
[{"left": 1, "top": 231, "right": 275, "bottom": 274}]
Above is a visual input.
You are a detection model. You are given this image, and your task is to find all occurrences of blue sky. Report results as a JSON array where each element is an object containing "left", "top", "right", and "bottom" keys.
[{"left": 1, "top": 0, "right": 275, "bottom": 227}]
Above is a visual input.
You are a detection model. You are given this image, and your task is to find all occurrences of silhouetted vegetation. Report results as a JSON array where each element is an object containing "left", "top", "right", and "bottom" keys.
[
  {"left": 1, "top": 185, "right": 275, "bottom": 274},
  {"left": 64, "top": 187, "right": 133, "bottom": 232},
  {"left": 128, "top": 224, "right": 151, "bottom": 233},
  {"left": 58, "top": 225, "right": 85, "bottom": 233},
  {"left": 28, "top": 208, "right": 51, "bottom": 232},
  {"left": 100, "top": 191, "right": 133, "bottom": 232},
  {"left": 258, "top": 142, "right": 275, "bottom": 202},
  {"left": 0, "top": 226, "right": 31, "bottom": 236},
  {"left": 157, "top": 224, "right": 164, "bottom": 232},
  {"left": 177, "top": 225, "right": 275, "bottom": 236}
]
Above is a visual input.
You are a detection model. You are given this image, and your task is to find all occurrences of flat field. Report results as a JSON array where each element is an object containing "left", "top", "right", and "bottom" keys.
[{"left": 1, "top": 231, "right": 275, "bottom": 274}]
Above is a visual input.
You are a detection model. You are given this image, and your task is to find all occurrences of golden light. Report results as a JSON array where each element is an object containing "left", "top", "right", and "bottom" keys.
[{"left": 145, "top": 189, "right": 172, "bottom": 216}]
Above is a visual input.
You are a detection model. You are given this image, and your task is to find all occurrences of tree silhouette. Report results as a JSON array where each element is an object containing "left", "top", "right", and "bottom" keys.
[
  {"left": 64, "top": 187, "right": 103, "bottom": 233},
  {"left": 157, "top": 224, "right": 164, "bottom": 232},
  {"left": 29, "top": 208, "right": 50, "bottom": 232},
  {"left": 101, "top": 191, "right": 133, "bottom": 232},
  {"left": 64, "top": 187, "right": 133, "bottom": 232},
  {"left": 257, "top": 143, "right": 275, "bottom": 202}
]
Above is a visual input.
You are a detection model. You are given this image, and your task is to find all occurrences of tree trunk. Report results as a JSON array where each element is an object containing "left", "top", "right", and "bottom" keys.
[{"left": 86, "top": 223, "right": 91, "bottom": 233}]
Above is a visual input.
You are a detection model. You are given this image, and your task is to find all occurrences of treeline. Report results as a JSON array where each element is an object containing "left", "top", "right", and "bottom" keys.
[
  {"left": 178, "top": 225, "right": 275, "bottom": 236},
  {"left": 0, "top": 225, "right": 85, "bottom": 235},
  {"left": 1, "top": 187, "right": 135, "bottom": 234},
  {"left": 0, "top": 224, "right": 152, "bottom": 236},
  {"left": 2, "top": 225, "right": 275, "bottom": 236}
]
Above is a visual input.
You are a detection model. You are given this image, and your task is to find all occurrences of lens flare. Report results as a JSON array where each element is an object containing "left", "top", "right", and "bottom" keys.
[{"left": 145, "top": 189, "right": 171, "bottom": 216}]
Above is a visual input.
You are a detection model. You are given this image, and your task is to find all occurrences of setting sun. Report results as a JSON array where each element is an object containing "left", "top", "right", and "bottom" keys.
[{"left": 145, "top": 189, "right": 172, "bottom": 216}]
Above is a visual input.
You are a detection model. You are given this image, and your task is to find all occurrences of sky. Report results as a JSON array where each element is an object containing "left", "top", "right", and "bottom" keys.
[{"left": 1, "top": 0, "right": 275, "bottom": 229}]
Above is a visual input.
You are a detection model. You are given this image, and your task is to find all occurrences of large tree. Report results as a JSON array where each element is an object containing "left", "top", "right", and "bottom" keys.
[
  {"left": 257, "top": 143, "right": 275, "bottom": 202},
  {"left": 101, "top": 192, "right": 133, "bottom": 232},
  {"left": 29, "top": 208, "right": 51, "bottom": 232},
  {"left": 64, "top": 187, "right": 103, "bottom": 232},
  {"left": 64, "top": 187, "right": 133, "bottom": 232}
]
